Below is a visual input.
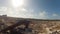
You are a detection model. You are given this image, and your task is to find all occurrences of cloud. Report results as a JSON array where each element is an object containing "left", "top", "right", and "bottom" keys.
[
  {"left": 4, "top": 7, "right": 34, "bottom": 18},
  {"left": 0, "top": 7, "right": 7, "bottom": 15},
  {"left": 0, "top": 7, "right": 7, "bottom": 11},
  {"left": 39, "top": 11, "right": 46, "bottom": 17},
  {"left": 52, "top": 13, "right": 58, "bottom": 16},
  {"left": 38, "top": 11, "right": 48, "bottom": 19},
  {"left": 0, "top": 0, "right": 48, "bottom": 19},
  {"left": 0, "top": 7, "right": 48, "bottom": 19},
  {"left": 51, "top": 13, "right": 60, "bottom": 19}
]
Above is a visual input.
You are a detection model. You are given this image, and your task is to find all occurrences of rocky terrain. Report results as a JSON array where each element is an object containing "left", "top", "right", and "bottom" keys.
[{"left": 0, "top": 15, "right": 60, "bottom": 34}]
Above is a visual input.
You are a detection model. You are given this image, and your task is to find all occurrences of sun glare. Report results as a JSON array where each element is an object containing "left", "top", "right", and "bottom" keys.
[{"left": 11, "top": 0, "right": 24, "bottom": 8}]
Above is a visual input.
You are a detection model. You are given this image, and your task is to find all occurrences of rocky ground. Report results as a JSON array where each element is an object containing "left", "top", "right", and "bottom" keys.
[{"left": 0, "top": 15, "right": 60, "bottom": 34}]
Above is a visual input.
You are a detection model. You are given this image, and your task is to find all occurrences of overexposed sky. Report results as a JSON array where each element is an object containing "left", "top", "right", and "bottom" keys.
[{"left": 0, "top": 0, "right": 60, "bottom": 19}]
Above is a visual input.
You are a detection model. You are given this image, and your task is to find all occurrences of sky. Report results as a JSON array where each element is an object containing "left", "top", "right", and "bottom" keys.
[{"left": 0, "top": 0, "right": 60, "bottom": 19}]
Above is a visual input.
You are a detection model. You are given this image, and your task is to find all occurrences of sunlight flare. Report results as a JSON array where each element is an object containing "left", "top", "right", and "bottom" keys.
[{"left": 11, "top": 0, "right": 24, "bottom": 8}]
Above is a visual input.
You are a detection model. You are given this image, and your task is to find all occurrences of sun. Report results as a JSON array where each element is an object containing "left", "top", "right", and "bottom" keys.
[{"left": 11, "top": 0, "right": 24, "bottom": 8}]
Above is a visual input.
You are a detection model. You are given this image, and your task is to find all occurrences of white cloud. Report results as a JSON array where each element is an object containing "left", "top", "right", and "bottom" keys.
[
  {"left": 5, "top": 7, "right": 34, "bottom": 18},
  {"left": 0, "top": 0, "right": 48, "bottom": 19},
  {"left": 0, "top": 7, "right": 7, "bottom": 11},
  {"left": 38, "top": 11, "right": 47, "bottom": 19},
  {"left": 0, "top": 7, "right": 7, "bottom": 15},
  {"left": 52, "top": 13, "right": 58, "bottom": 16},
  {"left": 0, "top": 7, "right": 48, "bottom": 19},
  {"left": 6, "top": 8, "right": 15, "bottom": 16},
  {"left": 21, "top": 8, "right": 27, "bottom": 11},
  {"left": 39, "top": 11, "right": 46, "bottom": 17}
]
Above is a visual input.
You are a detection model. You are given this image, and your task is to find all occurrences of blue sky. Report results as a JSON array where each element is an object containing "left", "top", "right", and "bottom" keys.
[{"left": 0, "top": 0, "right": 60, "bottom": 19}]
